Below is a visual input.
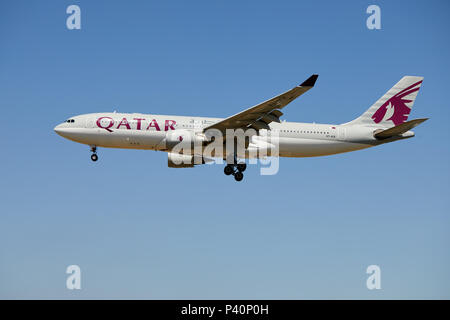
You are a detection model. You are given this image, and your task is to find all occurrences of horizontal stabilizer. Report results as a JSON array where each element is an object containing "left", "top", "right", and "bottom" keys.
[{"left": 374, "top": 118, "right": 428, "bottom": 139}]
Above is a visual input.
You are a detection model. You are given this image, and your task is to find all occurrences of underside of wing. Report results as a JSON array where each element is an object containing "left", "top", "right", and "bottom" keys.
[{"left": 204, "top": 74, "right": 318, "bottom": 133}]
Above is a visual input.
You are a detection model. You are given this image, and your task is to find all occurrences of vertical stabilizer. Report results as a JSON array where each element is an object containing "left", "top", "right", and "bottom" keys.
[{"left": 344, "top": 76, "right": 423, "bottom": 127}]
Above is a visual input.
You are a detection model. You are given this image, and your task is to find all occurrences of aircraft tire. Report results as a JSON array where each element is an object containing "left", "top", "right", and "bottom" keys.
[
  {"left": 234, "top": 171, "right": 244, "bottom": 182},
  {"left": 224, "top": 165, "right": 233, "bottom": 175},
  {"left": 237, "top": 163, "right": 246, "bottom": 172}
]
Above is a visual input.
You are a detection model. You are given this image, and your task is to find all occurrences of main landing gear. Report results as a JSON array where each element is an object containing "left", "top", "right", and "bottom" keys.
[
  {"left": 224, "top": 162, "right": 247, "bottom": 182},
  {"left": 90, "top": 146, "right": 98, "bottom": 162}
]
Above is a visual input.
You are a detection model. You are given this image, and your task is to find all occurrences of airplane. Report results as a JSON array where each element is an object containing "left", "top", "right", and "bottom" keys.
[{"left": 54, "top": 75, "right": 428, "bottom": 181}]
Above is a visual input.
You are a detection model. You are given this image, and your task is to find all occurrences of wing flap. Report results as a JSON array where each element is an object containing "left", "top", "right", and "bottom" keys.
[{"left": 250, "top": 120, "right": 271, "bottom": 130}]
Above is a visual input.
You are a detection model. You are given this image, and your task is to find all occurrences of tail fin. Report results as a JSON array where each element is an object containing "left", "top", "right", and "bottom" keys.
[{"left": 344, "top": 76, "right": 424, "bottom": 127}]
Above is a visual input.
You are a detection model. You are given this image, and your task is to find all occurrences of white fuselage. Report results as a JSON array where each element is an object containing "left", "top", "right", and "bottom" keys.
[{"left": 54, "top": 112, "right": 412, "bottom": 158}]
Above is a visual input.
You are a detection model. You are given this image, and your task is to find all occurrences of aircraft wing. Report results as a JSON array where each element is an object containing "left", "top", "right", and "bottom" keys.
[{"left": 203, "top": 74, "right": 318, "bottom": 133}]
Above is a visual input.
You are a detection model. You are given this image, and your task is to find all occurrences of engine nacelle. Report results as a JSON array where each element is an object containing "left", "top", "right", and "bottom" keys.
[{"left": 167, "top": 152, "right": 213, "bottom": 168}]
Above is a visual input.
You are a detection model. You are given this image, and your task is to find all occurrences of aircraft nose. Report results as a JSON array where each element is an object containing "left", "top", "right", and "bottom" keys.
[
  {"left": 54, "top": 123, "right": 71, "bottom": 137},
  {"left": 54, "top": 124, "right": 63, "bottom": 135}
]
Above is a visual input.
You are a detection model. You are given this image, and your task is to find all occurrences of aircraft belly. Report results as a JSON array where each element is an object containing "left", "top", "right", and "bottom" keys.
[
  {"left": 278, "top": 137, "right": 370, "bottom": 157},
  {"left": 62, "top": 128, "right": 371, "bottom": 156}
]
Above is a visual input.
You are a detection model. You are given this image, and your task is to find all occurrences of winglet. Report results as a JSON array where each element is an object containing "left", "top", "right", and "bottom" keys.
[{"left": 299, "top": 74, "right": 319, "bottom": 87}]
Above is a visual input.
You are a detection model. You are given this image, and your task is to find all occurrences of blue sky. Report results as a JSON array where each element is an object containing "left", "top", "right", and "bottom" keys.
[{"left": 1, "top": 0, "right": 449, "bottom": 299}]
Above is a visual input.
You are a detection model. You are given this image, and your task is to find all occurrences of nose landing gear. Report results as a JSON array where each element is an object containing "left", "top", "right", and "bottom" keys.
[
  {"left": 224, "top": 162, "right": 246, "bottom": 181},
  {"left": 90, "top": 146, "right": 98, "bottom": 162}
]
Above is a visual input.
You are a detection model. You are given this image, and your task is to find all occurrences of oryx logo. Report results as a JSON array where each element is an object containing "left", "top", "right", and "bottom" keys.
[{"left": 372, "top": 80, "right": 422, "bottom": 126}]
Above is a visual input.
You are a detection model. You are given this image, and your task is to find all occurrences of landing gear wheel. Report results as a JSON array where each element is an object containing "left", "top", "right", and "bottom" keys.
[
  {"left": 234, "top": 171, "right": 244, "bottom": 182},
  {"left": 224, "top": 165, "right": 234, "bottom": 175},
  {"left": 91, "top": 154, "right": 98, "bottom": 162},
  {"left": 237, "top": 163, "right": 246, "bottom": 172}
]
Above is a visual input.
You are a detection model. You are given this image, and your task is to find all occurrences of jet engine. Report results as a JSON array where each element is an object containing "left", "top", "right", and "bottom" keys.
[
  {"left": 167, "top": 152, "right": 213, "bottom": 168},
  {"left": 161, "top": 130, "right": 210, "bottom": 151}
]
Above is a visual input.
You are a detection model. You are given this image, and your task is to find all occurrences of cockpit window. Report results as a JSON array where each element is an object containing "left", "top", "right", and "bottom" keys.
[{"left": 66, "top": 119, "right": 75, "bottom": 123}]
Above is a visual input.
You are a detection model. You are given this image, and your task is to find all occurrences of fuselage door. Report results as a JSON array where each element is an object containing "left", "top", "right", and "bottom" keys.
[{"left": 338, "top": 126, "right": 346, "bottom": 140}]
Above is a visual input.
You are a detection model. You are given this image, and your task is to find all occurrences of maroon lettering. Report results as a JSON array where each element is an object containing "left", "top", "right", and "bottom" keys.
[
  {"left": 146, "top": 119, "right": 161, "bottom": 131},
  {"left": 165, "top": 120, "right": 176, "bottom": 131},
  {"left": 117, "top": 117, "right": 131, "bottom": 130},
  {"left": 96, "top": 117, "right": 114, "bottom": 132},
  {"left": 133, "top": 118, "right": 145, "bottom": 130}
]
